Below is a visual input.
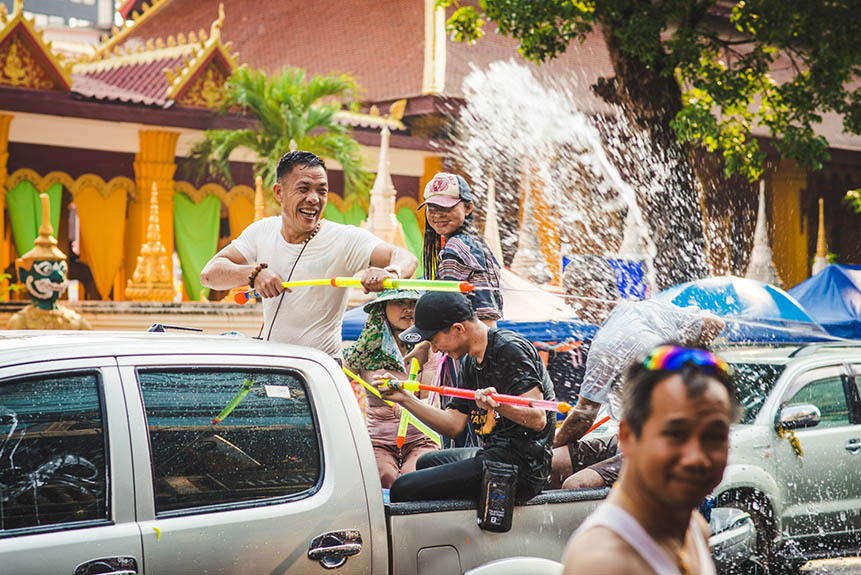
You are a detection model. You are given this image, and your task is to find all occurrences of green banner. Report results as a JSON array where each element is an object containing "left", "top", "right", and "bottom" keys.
[
  {"left": 322, "top": 203, "right": 346, "bottom": 224},
  {"left": 342, "top": 202, "right": 367, "bottom": 227},
  {"left": 397, "top": 207, "right": 423, "bottom": 278},
  {"left": 6, "top": 181, "right": 62, "bottom": 257},
  {"left": 173, "top": 193, "right": 220, "bottom": 301}
]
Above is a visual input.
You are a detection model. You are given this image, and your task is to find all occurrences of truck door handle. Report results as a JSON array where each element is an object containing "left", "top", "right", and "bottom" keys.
[
  {"left": 846, "top": 439, "right": 861, "bottom": 454},
  {"left": 75, "top": 557, "right": 138, "bottom": 575},
  {"left": 308, "top": 529, "right": 362, "bottom": 569}
]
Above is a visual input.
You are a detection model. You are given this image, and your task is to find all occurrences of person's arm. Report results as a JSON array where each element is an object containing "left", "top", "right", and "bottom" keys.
[
  {"left": 359, "top": 243, "right": 419, "bottom": 293},
  {"left": 475, "top": 386, "right": 547, "bottom": 432},
  {"left": 378, "top": 375, "right": 468, "bottom": 437},
  {"left": 699, "top": 316, "right": 726, "bottom": 346},
  {"left": 200, "top": 244, "right": 289, "bottom": 298},
  {"left": 200, "top": 245, "right": 254, "bottom": 291},
  {"left": 552, "top": 395, "right": 601, "bottom": 448}
]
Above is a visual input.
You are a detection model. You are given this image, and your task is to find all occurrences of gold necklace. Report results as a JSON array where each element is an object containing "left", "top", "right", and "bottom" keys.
[{"left": 612, "top": 487, "right": 692, "bottom": 575}]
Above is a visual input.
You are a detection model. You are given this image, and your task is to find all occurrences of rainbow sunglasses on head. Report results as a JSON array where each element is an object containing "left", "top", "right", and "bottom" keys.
[{"left": 642, "top": 345, "right": 732, "bottom": 377}]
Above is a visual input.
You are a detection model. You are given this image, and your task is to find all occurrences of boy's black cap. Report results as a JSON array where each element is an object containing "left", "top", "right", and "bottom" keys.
[{"left": 399, "top": 291, "right": 474, "bottom": 344}]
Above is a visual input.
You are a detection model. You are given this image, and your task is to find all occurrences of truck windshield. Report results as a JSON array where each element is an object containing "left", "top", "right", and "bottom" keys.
[{"left": 730, "top": 363, "right": 786, "bottom": 423}]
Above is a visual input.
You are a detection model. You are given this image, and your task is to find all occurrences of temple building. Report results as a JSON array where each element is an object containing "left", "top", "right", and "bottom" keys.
[
  {"left": 0, "top": 0, "right": 436, "bottom": 304},
  {"left": 0, "top": 0, "right": 858, "bottom": 311}
]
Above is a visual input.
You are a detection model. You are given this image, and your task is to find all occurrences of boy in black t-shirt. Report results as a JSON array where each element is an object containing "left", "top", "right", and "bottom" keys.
[{"left": 380, "top": 291, "right": 555, "bottom": 503}]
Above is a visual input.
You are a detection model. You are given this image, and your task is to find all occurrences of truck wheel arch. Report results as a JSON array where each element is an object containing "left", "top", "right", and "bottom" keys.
[{"left": 717, "top": 488, "right": 778, "bottom": 572}]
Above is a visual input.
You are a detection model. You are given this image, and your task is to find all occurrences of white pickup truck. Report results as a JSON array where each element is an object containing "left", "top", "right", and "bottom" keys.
[{"left": 0, "top": 331, "right": 609, "bottom": 575}]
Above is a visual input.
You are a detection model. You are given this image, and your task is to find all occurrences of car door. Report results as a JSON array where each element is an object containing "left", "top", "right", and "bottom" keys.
[
  {"left": 119, "top": 354, "right": 374, "bottom": 575},
  {"left": 773, "top": 364, "right": 861, "bottom": 541},
  {"left": 0, "top": 358, "right": 142, "bottom": 575}
]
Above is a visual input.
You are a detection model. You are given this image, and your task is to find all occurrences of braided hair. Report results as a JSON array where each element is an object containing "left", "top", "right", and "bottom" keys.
[{"left": 422, "top": 206, "right": 487, "bottom": 279}]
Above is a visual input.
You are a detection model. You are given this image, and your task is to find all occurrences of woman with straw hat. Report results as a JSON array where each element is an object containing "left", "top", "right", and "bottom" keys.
[{"left": 344, "top": 289, "right": 439, "bottom": 488}]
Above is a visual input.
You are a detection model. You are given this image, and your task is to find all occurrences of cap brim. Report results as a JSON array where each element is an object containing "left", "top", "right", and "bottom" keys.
[
  {"left": 399, "top": 325, "right": 438, "bottom": 344},
  {"left": 417, "top": 196, "right": 462, "bottom": 209}
]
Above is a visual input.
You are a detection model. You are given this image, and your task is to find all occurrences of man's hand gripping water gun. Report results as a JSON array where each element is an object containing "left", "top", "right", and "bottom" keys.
[
  {"left": 234, "top": 277, "right": 476, "bottom": 304},
  {"left": 379, "top": 380, "right": 574, "bottom": 414}
]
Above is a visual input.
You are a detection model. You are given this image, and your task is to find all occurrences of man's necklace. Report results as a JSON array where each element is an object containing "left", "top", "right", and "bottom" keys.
[
  {"left": 303, "top": 222, "right": 321, "bottom": 244},
  {"left": 263, "top": 222, "right": 321, "bottom": 340},
  {"left": 612, "top": 487, "right": 692, "bottom": 575}
]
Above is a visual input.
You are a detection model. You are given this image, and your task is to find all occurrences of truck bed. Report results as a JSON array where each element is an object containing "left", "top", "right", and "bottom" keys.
[{"left": 385, "top": 487, "right": 610, "bottom": 575}]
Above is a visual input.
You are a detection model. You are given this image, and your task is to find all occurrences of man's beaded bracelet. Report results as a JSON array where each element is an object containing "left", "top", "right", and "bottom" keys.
[{"left": 248, "top": 263, "right": 268, "bottom": 288}]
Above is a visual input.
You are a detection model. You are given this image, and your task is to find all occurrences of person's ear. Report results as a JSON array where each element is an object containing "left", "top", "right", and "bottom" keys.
[
  {"left": 273, "top": 181, "right": 283, "bottom": 203},
  {"left": 463, "top": 201, "right": 474, "bottom": 217}
]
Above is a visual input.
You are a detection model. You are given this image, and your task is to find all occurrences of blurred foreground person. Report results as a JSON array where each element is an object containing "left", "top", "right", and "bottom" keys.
[{"left": 562, "top": 345, "right": 740, "bottom": 575}]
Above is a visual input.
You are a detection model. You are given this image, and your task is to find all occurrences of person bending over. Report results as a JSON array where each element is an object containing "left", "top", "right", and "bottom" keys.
[
  {"left": 552, "top": 298, "right": 725, "bottom": 490},
  {"left": 379, "top": 291, "right": 555, "bottom": 503}
]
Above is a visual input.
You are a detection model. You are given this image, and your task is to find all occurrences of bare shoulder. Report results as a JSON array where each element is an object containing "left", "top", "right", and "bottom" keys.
[
  {"left": 691, "top": 510, "right": 711, "bottom": 540},
  {"left": 563, "top": 526, "right": 654, "bottom": 575}
]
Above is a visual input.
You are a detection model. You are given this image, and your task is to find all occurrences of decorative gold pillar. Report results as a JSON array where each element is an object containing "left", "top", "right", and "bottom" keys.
[
  {"left": 770, "top": 160, "right": 809, "bottom": 288},
  {"left": 418, "top": 156, "right": 443, "bottom": 234},
  {"left": 0, "top": 113, "right": 12, "bottom": 275},
  {"left": 253, "top": 175, "right": 265, "bottom": 221},
  {"left": 512, "top": 159, "right": 562, "bottom": 285},
  {"left": 128, "top": 130, "right": 179, "bottom": 285}
]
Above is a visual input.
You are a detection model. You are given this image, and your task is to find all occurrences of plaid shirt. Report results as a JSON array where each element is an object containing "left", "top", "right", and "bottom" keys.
[{"left": 438, "top": 233, "right": 503, "bottom": 320}]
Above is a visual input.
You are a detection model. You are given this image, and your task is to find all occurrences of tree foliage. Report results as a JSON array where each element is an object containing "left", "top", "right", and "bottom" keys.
[
  {"left": 441, "top": 0, "right": 861, "bottom": 183},
  {"left": 188, "top": 67, "right": 371, "bottom": 197}
]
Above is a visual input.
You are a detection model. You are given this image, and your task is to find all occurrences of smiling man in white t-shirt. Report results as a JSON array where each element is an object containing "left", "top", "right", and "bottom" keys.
[{"left": 200, "top": 151, "right": 417, "bottom": 358}]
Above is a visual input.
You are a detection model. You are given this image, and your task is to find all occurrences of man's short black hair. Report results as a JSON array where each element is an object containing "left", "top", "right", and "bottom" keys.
[
  {"left": 276, "top": 151, "right": 326, "bottom": 182},
  {"left": 622, "top": 342, "right": 742, "bottom": 437}
]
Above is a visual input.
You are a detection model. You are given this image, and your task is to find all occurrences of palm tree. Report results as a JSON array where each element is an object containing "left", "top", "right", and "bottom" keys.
[{"left": 189, "top": 67, "right": 371, "bottom": 197}]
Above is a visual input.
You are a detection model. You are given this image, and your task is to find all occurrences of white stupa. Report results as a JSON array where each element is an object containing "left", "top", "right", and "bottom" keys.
[
  {"left": 812, "top": 197, "right": 829, "bottom": 276},
  {"left": 745, "top": 179, "right": 782, "bottom": 286}
]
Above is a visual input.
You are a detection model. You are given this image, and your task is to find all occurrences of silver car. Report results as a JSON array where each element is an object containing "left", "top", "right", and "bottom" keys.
[{"left": 715, "top": 342, "right": 861, "bottom": 574}]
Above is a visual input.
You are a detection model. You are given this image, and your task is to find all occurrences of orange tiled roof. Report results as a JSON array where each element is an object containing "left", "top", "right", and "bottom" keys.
[
  {"left": 113, "top": 0, "right": 426, "bottom": 103},
  {"left": 71, "top": 5, "right": 238, "bottom": 108}
]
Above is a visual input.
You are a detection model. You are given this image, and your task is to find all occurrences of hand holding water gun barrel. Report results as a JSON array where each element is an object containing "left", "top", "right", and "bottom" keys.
[{"left": 234, "top": 277, "right": 476, "bottom": 304}]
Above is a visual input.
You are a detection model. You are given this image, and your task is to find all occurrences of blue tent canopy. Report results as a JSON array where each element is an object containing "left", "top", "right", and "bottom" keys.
[
  {"left": 341, "top": 304, "right": 597, "bottom": 342},
  {"left": 655, "top": 275, "right": 836, "bottom": 343},
  {"left": 788, "top": 264, "right": 861, "bottom": 339}
]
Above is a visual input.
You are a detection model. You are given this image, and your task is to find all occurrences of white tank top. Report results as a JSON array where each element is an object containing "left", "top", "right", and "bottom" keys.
[{"left": 573, "top": 503, "right": 716, "bottom": 575}]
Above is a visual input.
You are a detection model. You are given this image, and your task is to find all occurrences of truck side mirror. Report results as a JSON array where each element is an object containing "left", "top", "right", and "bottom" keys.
[{"left": 776, "top": 404, "right": 821, "bottom": 430}]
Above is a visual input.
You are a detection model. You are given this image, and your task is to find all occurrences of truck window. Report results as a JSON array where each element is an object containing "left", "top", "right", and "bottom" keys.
[
  {"left": 786, "top": 376, "right": 850, "bottom": 428},
  {"left": 137, "top": 369, "right": 322, "bottom": 515},
  {"left": 0, "top": 372, "right": 108, "bottom": 533},
  {"left": 731, "top": 363, "right": 785, "bottom": 423}
]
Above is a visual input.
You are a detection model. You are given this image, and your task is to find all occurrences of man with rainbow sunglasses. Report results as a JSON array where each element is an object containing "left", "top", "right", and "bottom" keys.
[
  {"left": 563, "top": 345, "right": 741, "bottom": 575},
  {"left": 552, "top": 298, "right": 725, "bottom": 490}
]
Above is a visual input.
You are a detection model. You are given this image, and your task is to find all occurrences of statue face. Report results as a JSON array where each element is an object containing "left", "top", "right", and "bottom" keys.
[{"left": 21, "top": 260, "right": 68, "bottom": 306}]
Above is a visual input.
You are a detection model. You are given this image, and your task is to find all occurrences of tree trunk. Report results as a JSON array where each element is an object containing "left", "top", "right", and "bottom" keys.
[{"left": 594, "top": 26, "right": 711, "bottom": 289}]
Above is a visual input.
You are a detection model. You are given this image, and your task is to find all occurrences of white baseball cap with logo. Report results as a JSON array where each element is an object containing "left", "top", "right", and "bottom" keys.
[{"left": 418, "top": 172, "right": 475, "bottom": 209}]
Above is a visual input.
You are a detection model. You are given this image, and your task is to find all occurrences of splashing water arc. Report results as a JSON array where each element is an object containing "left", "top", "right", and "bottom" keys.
[{"left": 449, "top": 60, "right": 712, "bottom": 293}]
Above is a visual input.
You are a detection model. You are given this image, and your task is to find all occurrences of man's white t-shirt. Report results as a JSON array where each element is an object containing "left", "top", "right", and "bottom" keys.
[{"left": 231, "top": 217, "right": 382, "bottom": 357}]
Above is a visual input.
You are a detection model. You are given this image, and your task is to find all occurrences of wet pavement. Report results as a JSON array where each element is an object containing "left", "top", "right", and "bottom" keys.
[{"left": 802, "top": 557, "right": 861, "bottom": 574}]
